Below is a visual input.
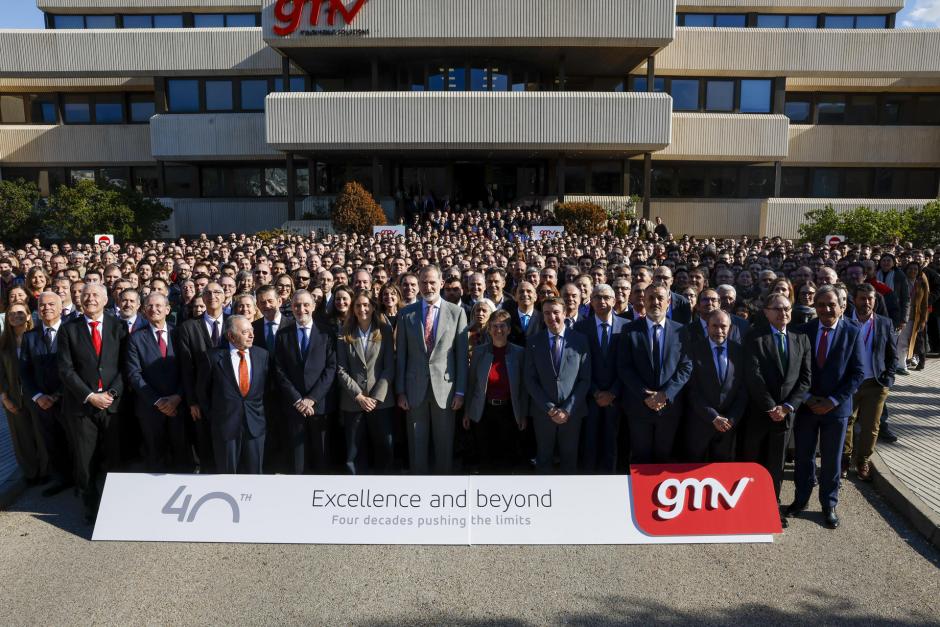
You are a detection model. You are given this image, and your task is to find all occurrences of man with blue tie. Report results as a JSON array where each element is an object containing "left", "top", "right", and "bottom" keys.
[
  {"left": 253, "top": 285, "right": 284, "bottom": 353},
  {"left": 116, "top": 288, "right": 148, "bottom": 334},
  {"left": 125, "top": 293, "right": 186, "bottom": 472},
  {"left": 787, "top": 285, "right": 865, "bottom": 529},
  {"left": 574, "top": 284, "right": 627, "bottom": 473},
  {"left": 508, "top": 281, "right": 542, "bottom": 346},
  {"left": 253, "top": 285, "right": 286, "bottom": 472},
  {"left": 618, "top": 284, "right": 693, "bottom": 464},
  {"left": 524, "top": 297, "right": 591, "bottom": 474}
]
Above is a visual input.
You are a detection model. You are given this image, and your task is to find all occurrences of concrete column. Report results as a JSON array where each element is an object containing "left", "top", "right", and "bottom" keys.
[
  {"left": 646, "top": 56, "right": 656, "bottom": 91},
  {"left": 774, "top": 160, "right": 782, "bottom": 197},
  {"left": 287, "top": 153, "right": 297, "bottom": 220},
  {"left": 557, "top": 157, "right": 566, "bottom": 198},
  {"left": 642, "top": 153, "right": 652, "bottom": 219}
]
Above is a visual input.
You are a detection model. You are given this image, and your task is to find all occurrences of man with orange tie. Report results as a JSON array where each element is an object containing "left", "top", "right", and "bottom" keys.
[{"left": 198, "top": 315, "right": 269, "bottom": 474}]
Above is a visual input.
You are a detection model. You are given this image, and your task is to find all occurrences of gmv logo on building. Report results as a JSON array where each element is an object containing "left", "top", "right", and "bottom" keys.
[{"left": 273, "top": 0, "right": 368, "bottom": 35}]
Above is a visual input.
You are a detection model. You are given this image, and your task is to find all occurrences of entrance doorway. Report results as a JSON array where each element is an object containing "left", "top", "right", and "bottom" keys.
[{"left": 453, "top": 163, "right": 486, "bottom": 207}]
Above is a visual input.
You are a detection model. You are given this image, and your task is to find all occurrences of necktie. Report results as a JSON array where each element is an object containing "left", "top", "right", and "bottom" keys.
[
  {"left": 652, "top": 324, "right": 662, "bottom": 383},
  {"left": 266, "top": 321, "right": 276, "bottom": 351},
  {"left": 600, "top": 322, "right": 610, "bottom": 355},
  {"left": 424, "top": 304, "right": 436, "bottom": 353},
  {"left": 552, "top": 334, "right": 563, "bottom": 374},
  {"left": 565, "top": 318, "right": 573, "bottom": 330},
  {"left": 156, "top": 329, "right": 167, "bottom": 358},
  {"left": 817, "top": 327, "right": 830, "bottom": 369},
  {"left": 44, "top": 327, "right": 54, "bottom": 350},
  {"left": 237, "top": 350, "right": 250, "bottom": 397},
  {"left": 211, "top": 319, "right": 220, "bottom": 347},
  {"left": 715, "top": 345, "right": 726, "bottom": 384},
  {"left": 89, "top": 321, "right": 102, "bottom": 356},
  {"left": 776, "top": 331, "right": 788, "bottom": 372},
  {"left": 300, "top": 327, "right": 310, "bottom": 356},
  {"left": 520, "top": 314, "right": 530, "bottom": 332}
]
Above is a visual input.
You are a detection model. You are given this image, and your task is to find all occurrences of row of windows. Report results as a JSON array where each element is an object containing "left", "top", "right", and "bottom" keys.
[
  {"left": 631, "top": 77, "right": 774, "bottom": 114},
  {"left": 166, "top": 77, "right": 306, "bottom": 113},
  {"left": 48, "top": 13, "right": 260, "bottom": 29},
  {"left": 785, "top": 92, "right": 940, "bottom": 126},
  {"left": 676, "top": 13, "right": 890, "bottom": 28},
  {"left": 0, "top": 92, "right": 155, "bottom": 125},
  {"left": 633, "top": 163, "right": 776, "bottom": 199}
]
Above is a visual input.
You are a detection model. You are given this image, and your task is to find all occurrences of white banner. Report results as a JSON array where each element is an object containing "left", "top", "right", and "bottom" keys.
[
  {"left": 93, "top": 469, "right": 778, "bottom": 545},
  {"left": 372, "top": 225, "right": 406, "bottom": 238},
  {"left": 531, "top": 226, "right": 565, "bottom": 241}
]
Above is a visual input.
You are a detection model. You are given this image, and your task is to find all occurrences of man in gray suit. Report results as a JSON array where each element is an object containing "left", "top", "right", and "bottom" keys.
[
  {"left": 524, "top": 297, "right": 591, "bottom": 474},
  {"left": 396, "top": 265, "right": 469, "bottom": 474}
]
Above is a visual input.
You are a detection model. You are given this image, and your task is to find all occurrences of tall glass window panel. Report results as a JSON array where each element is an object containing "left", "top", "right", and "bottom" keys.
[
  {"left": 447, "top": 68, "right": 466, "bottom": 92},
  {"left": 201, "top": 167, "right": 229, "bottom": 197},
  {"left": 205, "top": 80, "right": 233, "bottom": 111},
  {"left": 846, "top": 94, "right": 878, "bottom": 124},
  {"left": 490, "top": 68, "right": 509, "bottom": 92},
  {"left": 94, "top": 94, "right": 125, "bottom": 124},
  {"left": 632, "top": 77, "right": 666, "bottom": 92},
  {"left": 225, "top": 13, "right": 257, "bottom": 27},
  {"left": 70, "top": 169, "right": 96, "bottom": 184},
  {"left": 651, "top": 166, "right": 675, "bottom": 196},
  {"left": 62, "top": 95, "right": 92, "bottom": 124},
  {"left": 781, "top": 168, "right": 808, "bottom": 197},
  {"left": 154, "top": 14, "right": 184, "bottom": 28},
  {"left": 715, "top": 14, "right": 746, "bottom": 27},
  {"left": 563, "top": 165, "right": 587, "bottom": 195},
  {"left": 916, "top": 95, "right": 940, "bottom": 125},
  {"left": 123, "top": 15, "right": 153, "bottom": 28},
  {"left": 295, "top": 167, "right": 311, "bottom": 196},
  {"left": 811, "top": 169, "right": 841, "bottom": 197},
  {"left": 53, "top": 15, "right": 85, "bottom": 29},
  {"left": 684, "top": 14, "right": 714, "bottom": 26},
  {"left": 129, "top": 94, "right": 155, "bottom": 123},
  {"left": 816, "top": 95, "right": 846, "bottom": 124},
  {"left": 264, "top": 168, "right": 288, "bottom": 196},
  {"left": 99, "top": 167, "right": 129, "bottom": 188},
  {"left": 85, "top": 15, "right": 117, "bottom": 28},
  {"left": 740, "top": 79, "right": 772, "bottom": 113},
  {"left": 470, "top": 68, "right": 487, "bottom": 91},
  {"left": 194, "top": 14, "right": 225, "bottom": 27},
  {"left": 29, "top": 95, "right": 58, "bottom": 124},
  {"left": 874, "top": 169, "right": 902, "bottom": 197},
  {"left": 165, "top": 165, "right": 197, "bottom": 196},
  {"left": 671, "top": 79, "right": 700, "bottom": 111},
  {"left": 677, "top": 166, "right": 706, "bottom": 196},
  {"left": 784, "top": 97, "right": 812, "bottom": 122},
  {"left": 882, "top": 94, "right": 915, "bottom": 125},
  {"left": 705, "top": 80, "right": 734, "bottom": 112},
  {"left": 844, "top": 169, "right": 873, "bottom": 196},
  {"left": 132, "top": 167, "right": 160, "bottom": 196},
  {"left": 744, "top": 167, "right": 775, "bottom": 197},
  {"left": 592, "top": 162, "right": 623, "bottom": 195},
  {"left": 907, "top": 169, "right": 939, "bottom": 197},
  {"left": 429, "top": 71, "right": 446, "bottom": 92},
  {"left": 167, "top": 79, "right": 199, "bottom": 113},
  {"left": 824, "top": 15, "right": 854, "bottom": 28},
  {"left": 0, "top": 95, "right": 26, "bottom": 124},
  {"left": 273, "top": 77, "right": 306, "bottom": 93},
  {"left": 855, "top": 15, "right": 887, "bottom": 28},
  {"left": 233, "top": 167, "right": 262, "bottom": 196},
  {"left": 708, "top": 166, "right": 738, "bottom": 197},
  {"left": 788, "top": 15, "right": 818, "bottom": 28},
  {"left": 240, "top": 79, "right": 268, "bottom": 111},
  {"left": 756, "top": 14, "right": 787, "bottom": 27}
]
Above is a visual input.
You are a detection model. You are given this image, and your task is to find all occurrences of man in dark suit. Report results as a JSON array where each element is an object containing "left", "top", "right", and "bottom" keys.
[
  {"left": 125, "top": 292, "right": 186, "bottom": 472},
  {"left": 274, "top": 290, "right": 337, "bottom": 474},
  {"left": 684, "top": 309, "right": 748, "bottom": 462},
  {"left": 652, "top": 266, "right": 692, "bottom": 324},
  {"left": 507, "top": 281, "right": 543, "bottom": 346},
  {"left": 197, "top": 315, "right": 268, "bottom": 474},
  {"left": 618, "top": 284, "right": 693, "bottom": 464},
  {"left": 116, "top": 288, "right": 148, "bottom": 335},
  {"left": 57, "top": 283, "right": 127, "bottom": 523},
  {"left": 20, "top": 291, "right": 71, "bottom": 496},
  {"left": 687, "top": 289, "right": 749, "bottom": 344},
  {"left": 253, "top": 284, "right": 286, "bottom": 472},
  {"left": 742, "top": 293, "right": 812, "bottom": 521},
  {"left": 484, "top": 267, "right": 516, "bottom": 312},
  {"left": 524, "top": 297, "right": 591, "bottom": 474},
  {"left": 787, "top": 285, "right": 865, "bottom": 529},
  {"left": 176, "top": 282, "right": 227, "bottom": 473},
  {"left": 574, "top": 284, "right": 627, "bottom": 473},
  {"left": 560, "top": 283, "right": 585, "bottom": 329},
  {"left": 843, "top": 283, "right": 896, "bottom": 481}
]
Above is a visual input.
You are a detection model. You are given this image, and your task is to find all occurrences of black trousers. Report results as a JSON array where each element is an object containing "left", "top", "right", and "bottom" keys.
[
  {"left": 213, "top": 427, "right": 264, "bottom": 474},
  {"left": 473, "top": 402, "right": 519, "bottom": 473},
  {"left": 628, "top": 412, "right": 680, "bottom": 465},
  {"left": 138, "top": 410, "right": 189, "bottom": 473},
  {"left": 580, "top": 400, "right": 621, "bottom": 473},
  {"left": 287, "top": 414, "right": 330, "bottom": 474},
  {"left": 533, "top": 412, "right": 582, "bottom": 474},
  {"left": 189, "top": 409, "right": 215, "bottom": 473},
  {"left": 343, "top": 407, "right": 394, "bottom": 474},
  {"left": 684, "top": 421, "right": 737, "bottom": 463},
  {"left": 31, "top": 404, "right": 71, "bottom": 484},
  {"left": 69, "top": 410, "right": 121, "bottom": 512},
  {"left": 739, "top": 412, "right": 790, "bottom": 502}
]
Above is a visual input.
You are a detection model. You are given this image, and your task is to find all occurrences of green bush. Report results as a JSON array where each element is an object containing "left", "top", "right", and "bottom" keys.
[
  {"left": 42, "top": 179, "right": 171, "bottom": 241},
  {"left": 799, "top": 201, "right": 940, "bottom": 247},
  {"left": 0, "top": 178, "right": 40, "bottom": 243}
]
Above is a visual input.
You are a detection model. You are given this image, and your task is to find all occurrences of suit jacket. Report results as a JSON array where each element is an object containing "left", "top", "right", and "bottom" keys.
[
  {"left": 574, "top": 314, "right": 627, "bottom": 397},
  {"left": 336, "top": 323, "right": 395, "bottom": 412},
  {"left": 797, "top": 318, "right": 866, "bottom": 419},
  {"left": 617, "top": 318, "right": 692, "bottom": 419},
  {"left": 687, "top": 338, "right": 748, "bottom": 428},
  {"left": 176, "top": 315, "right": 227, "bottom": 409},
  {"left": 523, "top": 328, "right": 590, "bottom": 420},
  {"left": 850, "top": 314, "right": 897, "bottom": 389},
  {"left": 465, "top": 342, "right": 529, "bottom": 425},
  {"left": 395, "top": 299, "right": 469, "bottom": 408},
  {"left": 507, "top": 307, "right": 544, "bottom": 346},
  {"left": 273, "top": 320, "right": 337, "bottom": 418},
  {"left": 119, "top": 316, "right": 149, "bottom": 335},
  {"left": 19, "top": 325, "right": 63, "bottom": 401},
  {"left": 687, "top": 314, "right": 749, "bottom": 345},
  {"left": 668, "top": 292, "right": 693, "bottom": 325},
  {"left": 125, "top": 325, "right": 183, "bottom": 420},
  {"left": 57, "top": 315, "right": 127, "bottom": 417},
  {"left": 743, "top": 325, "right": 812, "bottom": 417},
  {"left": 199, "top": 345, "right": 268, "bottom": 442}
]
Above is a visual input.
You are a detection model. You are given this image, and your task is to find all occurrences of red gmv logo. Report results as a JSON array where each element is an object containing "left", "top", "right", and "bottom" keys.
[
  {"left": 273, "top": 0, "right": 367, "bottom": 35},
  {"left": 630, "top": 463, "right": 782, "bottom": 536}
]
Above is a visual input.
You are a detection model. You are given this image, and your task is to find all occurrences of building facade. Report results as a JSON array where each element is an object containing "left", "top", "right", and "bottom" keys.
[{"left": 0, "top": 0, "right": 938, "bottom": 237}]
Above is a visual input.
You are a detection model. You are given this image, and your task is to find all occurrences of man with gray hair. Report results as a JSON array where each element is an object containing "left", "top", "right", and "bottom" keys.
[{"left": 716, "top": 284, "right": 737, "bottom": 314}]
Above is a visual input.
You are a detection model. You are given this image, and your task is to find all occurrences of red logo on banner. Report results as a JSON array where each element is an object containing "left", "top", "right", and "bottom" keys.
[
  {"left": 630, "top": 463, "right": 782, "bottom": 536},
  {"left": 274, "top": 0, "right": 367, "bottom": 35}
]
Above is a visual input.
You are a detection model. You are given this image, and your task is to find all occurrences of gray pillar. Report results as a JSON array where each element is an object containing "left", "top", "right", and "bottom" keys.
[
  {"left": 558, "top": 56, "right": 566, "bottom": 91},
  {"left": 773, "top": 161, "right": 782, "bottom": 198},
  {"left": 372, "top": 156, "right": 382, "bottom": 197},
  {"left": 287, "top": 153, "right": 297, "bottom": 220},
  {"left": 371, "top": 58, "right": 379, "bottom": 91},
  {"left": 157, "top": 161, "right": 166, "bottom": 197},
  {"left": 557, "top": 157, "right": 566, "bottom": 197},
  {"left": 623, "top": 159, "right": 631, "bottom": 196},
  {"left": 642, "top": 153, "right": 652, "bottom": 219},
  {"left": 282, "top": 56, "right": 291, "bottom": 91},
  {"left": 646, "top": 56, "right": 656, "bottom": 91}
]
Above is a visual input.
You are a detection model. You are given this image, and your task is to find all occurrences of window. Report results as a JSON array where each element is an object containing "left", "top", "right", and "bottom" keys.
[
  {"left": 882, "top": 94, "right": 915, "bottom": 125},
  {"left": 99, "top": 167, "right": 130, "bottom": 188},
  {"left": 129, "top": 94, "right": 155, "bottom": 123},
  {"left": 165, "top": 165, "right": 197, "bottom": 196},
  {"left": 29, "top": 95, "right": 58, "bottom": 124},
  {"left": 632, "top": 77, "right": 666, "bottom": 92},
  {"left": 204, "top": 80, "right": 233, "bottom": 111},
  {"left": 708, "top": 166, "right": 738, "bottom": 197},
  {"left": 240, "top": 79, "right": 268, "bottom": 111},
  {"left": 715, "top": 14, "right": 746, "bottom": 27},
  {"left": 167, "top": 79, "right": 200, "bottom": 113},
  {"left": 123, "top": 15, "right": 153, "bottom": 28},
  {"left": 194, "top": 13, "right": 258, "bottom": 27},
  {"left": 154, "top": 14, "right": 184, "bottom": 28},
  {"left": 856, "top": 15, "right": 887, "bottom": 28},
  {"left": 201, "top": 167, "right": 230, "bottom": 197},
  {"left": 740, "top": 79, "right": 772, "bottom": 113},
  {"left": 916, "top": 95, "right": 940, "bottom": 125},
  {"left": 592, "top": 162, "right": 623, "bottom": 195},
  {"left": 677, "top": 13, "right": 746, "bottom": 27},
  {"left": 683, "top": 14, "right": 714, "bottom": 26},
  {"left": 94, "top": 94, "right": 125, "bottom": 124},
  {"left": 70, "top": 168, "right": 96, "bottom": 184},
  {"left": 781, "top": 168, "right": 809, "bottom": 197},
  {"left": 564, "top": 164, "right": 587, "bottom": 194},
  {"left": 845, "top": 94, "right": 878, "bottom": 124},
  {"left": 232, "top": 167, "right": 262, "bottom": 196},
  {"left": 0, "top": 95, "right": 26, "bottom": 124},
  {"left": 844, "top": 169, "right": 874, "bottom": 196},
  {"left": 273, "top": 77, "right": 306, "bottom": 93},
  {"left": 132, "top": 167, "right": 160, "bottom": 195},
  {"left": 705, "top": 80, "right": 734, "bottom": 111},
  {"left": 744, "top": 167, "right": 775, "bottom": 197},
  {"left": 823, "top": 15, "right": 855, "bottom": 28},
  {"left": 784, "top": 98, "right": 812, "bottom": 123},
  {"left": 816, "top": 94, "right": 846, "bottom": 124},
  {"left": 225, "top": 13, "right": 258, "bottom": 27},
  {"left": 671, "top": 79, "right": 700, "bottom": 111},
  {"left": 677, "top": 166, "right": 706, "bottom": 196},
  {"left": 651, "top": 166, "right": 675, "bottom": 196},
  {"left": 194, "top": 14, "right": 225, "bottom": 27},
  {"left": 52, "top": 15, "right": 85, "bottom": 29},
  {"left": 787, "top": 15, "right": 819, "bottom": 28},
  {"left": 63, "top": 95, "right": 92, "bottom": 124},
  {"left": 264, "top": 167, "right": 289, "bottom": 196},
  {"left": 755, "top": 15, "right": 786, "bottom": 27},
  {"left": 906, "top": 169, "right": 939, "bottom": 197},
  {"left": 85, "top": 15, "right": 117, "bottom": 28},
  {"left": 811, "top": 169, "right": 841, "bottom": 197}
]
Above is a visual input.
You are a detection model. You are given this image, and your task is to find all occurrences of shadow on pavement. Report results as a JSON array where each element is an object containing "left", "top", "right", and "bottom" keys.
[{"left": 5, "top": 484, "right": 93, "bottom": 541}]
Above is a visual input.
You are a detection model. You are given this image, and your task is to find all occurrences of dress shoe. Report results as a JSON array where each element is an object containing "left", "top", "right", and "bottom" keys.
[
  {"left": 840, "top": 455, "right": 850, "bottom": 478},
  {"left": 41, "top": 481, "right": 73, "bottom": 498},
  {"left": 823, "top": 508, "right": 840, "bottom": 529},
  {"left": 785, "top": 502, "right": 807, "bottom": 518},
  {"left": 857, "top": 461, "right": 873, "bottom": 482},
  {"left": 780, "top": 516, "right": 789, "bottom": 529},
  {"left": 878, "top": 426, "right": 899, "bottom": 443},
  {"left": 896, "top": 366, "right": 910, "bottom": 376}
]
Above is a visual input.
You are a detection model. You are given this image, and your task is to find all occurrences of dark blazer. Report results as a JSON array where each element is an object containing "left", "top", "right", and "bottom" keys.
[
  {"left": 617, "top": 318, "right": 693, "bottom": 419},
  {"left": 57, "top": 315, "right": 127, "bottom": 416},
  {"left": 273, "top": 320, "right": 337, "bottom": 418},
  {"left": 176, "top": 315, "right": 227, "bottom": 409},
  {"left": 125, "top": 325, "right": 182, "bottom": 419},
  {"left": 199, "top": 345, "right": 268, "bottom": 442},
  {"left": 668, "top": 292, "right": 693, "bottom": 325},
  {"left": 335, "top": 323, "right": 395, "bottom": 412},
  {"left": 19, "top": 325, "right": 63, "bottom": 400},
  {"left": 465, "top": 342, "right": 529, "bottom": 425},
  {"left": 507, "top": 307, "right": 544, "bottom": 346},
  {"left": 523, "top": 328, "right": 591, "bottom": 420},
  {"left": 574, "top": 314, "right": 627, "bottom": 397},
  {"left": 851, "top": 314, "right": 897, "bottom": 388},
  {"left": 687, "top": 338, "right": 748, "bottom": 427},
  {"left": 687, "top": 314, "right": 749, "bottom": 345},
  {"left": 252, "top": 316, "right": 282, "bottom": 354},
  {"left": 797, "top": 318, "right": 866, "bottom": 419},
  {"left": 743, "top": 325, "right": 812, "bottom": 415},
  {"left": 119, "top": 316, "right": 149, "bottom": 335}
]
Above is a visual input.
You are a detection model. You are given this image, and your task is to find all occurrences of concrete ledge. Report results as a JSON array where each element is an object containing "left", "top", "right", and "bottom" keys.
[
  {"left": 0, "top": 468, "right": 24, "bottom": 511},
  {"left": 870, "top": 450, "right": 940, "bottom": 550}
]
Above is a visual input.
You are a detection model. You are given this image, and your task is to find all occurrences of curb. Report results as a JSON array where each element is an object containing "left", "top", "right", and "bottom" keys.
[
  {"left": 0, "top": 468, "right": 25, "bottom": 511},
  {"left": 870, "top": 451, "right": 940, "bottom": 550}
]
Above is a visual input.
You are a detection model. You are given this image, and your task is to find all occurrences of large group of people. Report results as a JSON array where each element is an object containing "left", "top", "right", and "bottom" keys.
[{"left": 0, "top": 205, "right": 938, "bottom": 529}]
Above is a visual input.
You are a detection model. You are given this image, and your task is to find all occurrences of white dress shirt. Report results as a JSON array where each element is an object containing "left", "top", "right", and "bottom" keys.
[
  {"left": 229, "top": 347, "right": 252, "bottom": 386},
  {"left": 595, "top": 313, "right": 614, "bottom": 346}
]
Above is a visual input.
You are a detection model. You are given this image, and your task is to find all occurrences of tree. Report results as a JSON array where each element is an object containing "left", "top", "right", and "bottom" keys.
[
  {"left": 905, "top": 200, "right": 940, "bottom": 247},
  {"left": 42, "top": 179, "right": 171, "bottom": 241},
  {"left": 0, "top": 178, "right": 40, "bottom": 243},
  {"left": 331, "top": 181, "right": 387, "bottom": 234},
  {"left": 553, "top": 201, "right": 608, "bottom": 235}
]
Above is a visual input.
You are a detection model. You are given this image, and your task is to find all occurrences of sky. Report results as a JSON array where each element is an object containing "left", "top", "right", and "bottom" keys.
[{"left": 0, "top": 0, "right": 938, "bottom": 28}]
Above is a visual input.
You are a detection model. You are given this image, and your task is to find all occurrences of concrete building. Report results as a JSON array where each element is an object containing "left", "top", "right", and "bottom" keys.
[{"left": 0, "top": 0, "right": 938, "bottom": 237}]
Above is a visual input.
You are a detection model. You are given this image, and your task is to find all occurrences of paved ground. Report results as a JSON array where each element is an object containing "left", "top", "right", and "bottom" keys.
[
  {"left": 0, "top": 408, "right": 17, "bottom": 485},
  {"left": 0, "top": 472, "right": 937, "bottom": 625},
  {"left": 878, "top": 360, "right": 940, "bottom": 516}
]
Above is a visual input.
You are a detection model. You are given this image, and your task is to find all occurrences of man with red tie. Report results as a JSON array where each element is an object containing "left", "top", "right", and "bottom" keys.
[{"left": 57, "top": 283, "right": 128, "bottom": 524}]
